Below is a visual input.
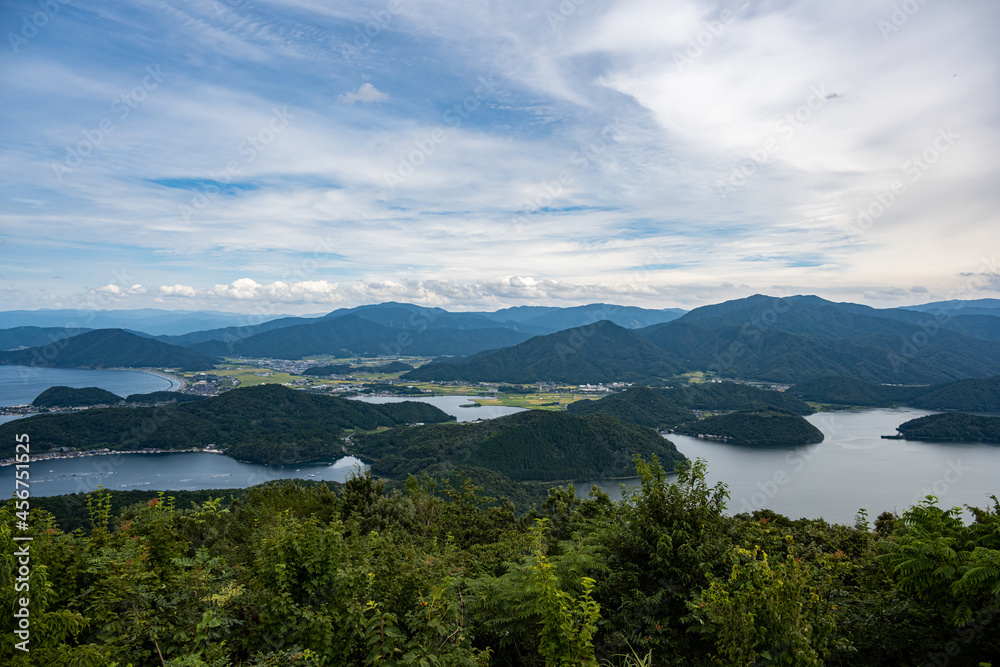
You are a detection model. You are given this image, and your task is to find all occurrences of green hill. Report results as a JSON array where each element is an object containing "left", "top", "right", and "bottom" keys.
[
  {"left": 0, "top": 325, "right": 92, "bottom": 350},
  {"left": 402, "top": 320, "right": 680, "bottom": 384},
  {"left": 674, "top": 410, "right": 824, "bottom": 446},
  {"left": 567, "top": 382, "right": 812, "bottom": 430},
  {"left": 566, "top": 386, "right": 696, "bottom": 429},
  {"left": 789, "top": 376, "right": 921, "bottom": 407},
  {"left": 0, "top": 384, "right": 453, "bottom": 465},
  {"left": 894, "top": 412, "right": 1000, "bottom": 443},
  {"left": 908, "top": 376, "right": 1000, "bottom": 412},
  {"left": 666, "top": 381, "right": 813, "bottom": 414},
  {"left": 0, "top": 329, "right": 217, "bottom": 370},
  {"left": 350, "top": 409, "right": 686, "bottom": 482},
  {"left": 31, "top": 386, "right": 123, "bottom": 408},
  {"left": 790, "top": 375, "right": 1000, "bottom": 411},
  {"left": 124, "top": 391, "right": 206, "bottom": 404}
]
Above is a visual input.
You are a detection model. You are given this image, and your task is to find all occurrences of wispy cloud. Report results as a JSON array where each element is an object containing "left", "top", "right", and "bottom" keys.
[{"left": 1, "top": 0, "right": 997, "bottom": 313}]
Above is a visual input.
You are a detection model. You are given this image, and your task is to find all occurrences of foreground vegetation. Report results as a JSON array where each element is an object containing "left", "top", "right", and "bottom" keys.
[{"left": 3, "top": 458, "right": 999, "bottom": 666}]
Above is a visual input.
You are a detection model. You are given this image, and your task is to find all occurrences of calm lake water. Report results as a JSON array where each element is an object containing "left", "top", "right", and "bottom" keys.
[
  {"left": 580, "top": 408, "right": 1000, "bottom": 524},
  {"left": 6, "top": 390, "right": 1000, "bottom": 525},
  {"left": 349, "top": 394, "right": 526, "bottom": 422},
  {"left": 1, "top": 395, "right": 514, "bottom": 498},
  {"left": 9, "top": 452, "right": 367, "bottom": 497},
  {"left": 0, "top": 365, "right": 178, "bottom": 406}
]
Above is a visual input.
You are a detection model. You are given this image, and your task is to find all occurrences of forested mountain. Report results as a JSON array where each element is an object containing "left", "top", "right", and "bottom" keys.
[
  {"left": 902, "top": 297, "right": 1000, "bottom": 316},
  {"left": 351, "top": 409, "right": 686, "bottom": 482},
  {"left": 789, "top": 376, "right": 923, "bottom": 407},
  {"left": 31, "top": 385, "right": 123, "bottom": 407},
  {"left": 674, "top": 409, "right": 824, "bottom": 446},
  {"left": 0, "top": 325, "right": 92, "bottom": 350},
  {"left": 791, "top": 375, "right": 1000, "bottom": 411},
  {"left": 188, "top": 314, "right": 533, "bottom": 359},
  {"left": 0, "top": 384, "right": 452, "bottom": 464},
  {"left": 567, "top": 382, "right": 812, "bottom": 429},
  {"left": 665, "top": 380, "right": 814, "bottom": 413},
  {"left": 149, "top": 314, "right": 318, "bottom": 347},
  {"left": 402, "top": 320, "right": 680, "bottom": 384},
  {"left": 909, "top": 376, "right": 1000, "bottom": 411},
  {"left": 894, "top": 412, "right": 1000, "bottom": 443},
  {"left": 124, "top": 390, "right": 206, "bottom": 404},
  {"left": 637, "top": 295, "right": 1000, "bottom": 384},
  {"left": 478, "top": 303, "right": 686, "bottom": 332},
  {"left": 0, "top": 329, "right": 217, "bottom": 370},
  {"left": 566, "top": 386, "right": 697, "bottom": 428},
  {"left": 0, "top": 308, "right": 296, "bottom": 335}
]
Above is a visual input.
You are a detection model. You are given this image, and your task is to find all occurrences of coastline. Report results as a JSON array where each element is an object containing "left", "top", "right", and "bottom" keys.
[
  {"left": 0, "top": 446, "right": 224, "bottom": 467},
  {"left": 107, "top": 367, "right": 186, "bottom": 392}
]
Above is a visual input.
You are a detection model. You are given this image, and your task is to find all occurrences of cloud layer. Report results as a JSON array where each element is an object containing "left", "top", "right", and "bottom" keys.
[{"left": 1, "top": 0, "right": 997, "bottom": 313}]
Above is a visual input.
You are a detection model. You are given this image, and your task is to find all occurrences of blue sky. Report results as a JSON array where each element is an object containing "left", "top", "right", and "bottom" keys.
[{"left": 1, "top": 0, "right": 998, "bottom": 314}]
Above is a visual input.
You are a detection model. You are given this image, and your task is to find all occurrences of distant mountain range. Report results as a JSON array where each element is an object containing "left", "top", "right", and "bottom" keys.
[
  {"left": 0, "top": 329, "right": 217, "bottom": 370},
  {"left": 0, "top": 308, "right": 298, "bottom": 336},
  {"left": 637, "top": 295, "right": 1000, "bottom": 384},
  {"left": 1, "top": 296, "right": 999, "bottom": 384},
  {"left": 0, "top": 326, "right": 92, "bottom": 351}
]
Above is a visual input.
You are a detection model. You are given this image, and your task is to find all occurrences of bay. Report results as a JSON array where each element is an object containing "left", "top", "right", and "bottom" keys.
[
  {"left": 579, "top": 408, "right": 1000, "bottom": 525},
  {"left": 11, "top": 452, "right": 367, "bottom": 497},
  {"left": 349, "top": 394, "right": 526, "bottom": 422},
  {"left": 0, "top": 365, "right": 178, "bottom": 406}
]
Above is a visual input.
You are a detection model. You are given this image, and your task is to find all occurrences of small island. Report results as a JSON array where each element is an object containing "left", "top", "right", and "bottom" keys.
[
  {"left": 892, "top": 412, "right": 1000, "bottom": 444},
  {"left": 32, "top": 385, "right": 124, "bottom": 408},
  {"left": 673, "top": 409, "right": 824, "bottom": 446}
]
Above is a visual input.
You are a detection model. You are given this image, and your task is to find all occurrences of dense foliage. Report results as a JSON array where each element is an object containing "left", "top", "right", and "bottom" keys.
[
  {"left": 125, "top": 391, "right": 207, "bottom": 405},
  {"left": 791, "top": 375, "right": 1000, "bottom": 411},
  {"left": 0, "top": 384, "right": 452, "bottom": 464},
  {"left": 895, "top": 412, "right": 1000, "bottom": 443},
  {"left": 674, "top": 410, "right": 825, "bottom": 446},
  {"left": 665, "top": 381, "right": 814, "bottom": 414},
  {"left": 351, "top": 410, "right": 686, "bottom": 483},
  {"left": 566, "top": 387, "right": 696, "bottom": 429},
  {"left": 568, "top": 384, "right": 813, "bottom": 434},
  {"left": 31, "top": 385, "right": 123, "bottom": 408},
  {"left": 0, "top": 329, "right": 217, "bottom": 371},
  {"left": 3, "top": 460, "right": 999, "bottom": 665}
]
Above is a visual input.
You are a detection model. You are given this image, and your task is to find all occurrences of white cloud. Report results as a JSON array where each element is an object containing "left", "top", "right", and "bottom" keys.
[
  {"left": 338, "top": 83, "right": 389, "bottom": 105},
  {"left": 160, "top": 284, "right": 199, "bottom": 297}
]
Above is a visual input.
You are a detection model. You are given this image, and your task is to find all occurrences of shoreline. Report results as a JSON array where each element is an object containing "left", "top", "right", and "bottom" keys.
[{"left": 0, "top": 447, "right": 226, "bottom": 467}]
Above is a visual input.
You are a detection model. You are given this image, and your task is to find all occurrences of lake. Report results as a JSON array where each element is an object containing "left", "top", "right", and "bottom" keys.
[
  {"left": 0, "top": 365, "right": 178, "bottom": 406},
  {"left": 1, "top": 394, "right": 515, "bottom": 498},
  {"left": 5, "top": 391, "right": 1000, "bottom": 525},
  {"left": 579, "top": 408, "right": 1000, "bottom": 525},
  {"left": 14, "top": 452, "right": 367, "bottom": 497},
  {"left": 350, "top": 394, "right": 526, "bottom": 422}
]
